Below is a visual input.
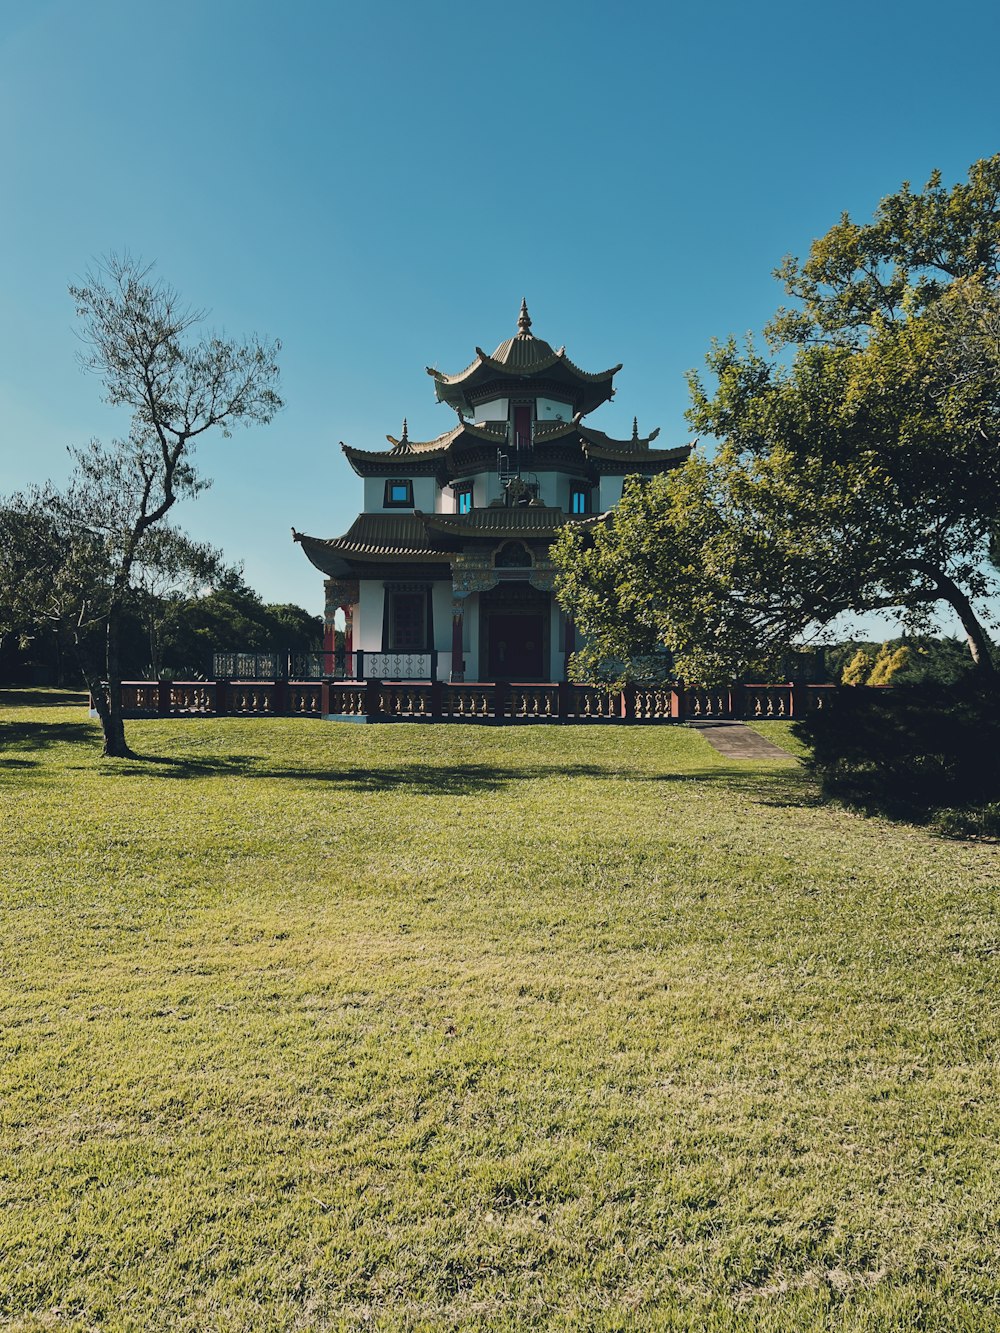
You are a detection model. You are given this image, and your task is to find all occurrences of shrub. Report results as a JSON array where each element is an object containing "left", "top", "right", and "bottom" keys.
[{"left": 793, "top": 678, "right": 1000, "bottom": 821}]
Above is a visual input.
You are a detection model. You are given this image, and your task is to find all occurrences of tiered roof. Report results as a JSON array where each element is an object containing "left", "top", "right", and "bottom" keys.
[
  {"left": 296, "top": 304, "right": 693, "bottom": 577},
  {"left": 337, "top": 302, "right": 691, "bottom": 480}
]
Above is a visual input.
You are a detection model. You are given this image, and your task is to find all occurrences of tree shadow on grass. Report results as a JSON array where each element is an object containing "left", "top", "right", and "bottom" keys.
[
  {"left": 109, "top": 751, "right": 820, "bottom": 804},
  {"left": 114, "top": 755, "right": 626, "bottom": 794},
  {"left": 0, "top": 688, "right": 89, "bottom": 709},
  {"left": 0, "top": 719, "right": 98, "bottom": 769}
]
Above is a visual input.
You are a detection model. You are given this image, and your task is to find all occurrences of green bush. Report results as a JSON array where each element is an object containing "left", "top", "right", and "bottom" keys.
[{"left": 793, "top": 678, "right": 1000, "bottom": 821}]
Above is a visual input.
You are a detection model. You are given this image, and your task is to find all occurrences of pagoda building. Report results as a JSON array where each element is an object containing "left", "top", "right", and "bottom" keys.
[{"left": 293, "top": 302, "right": 691, "bottom": 682}]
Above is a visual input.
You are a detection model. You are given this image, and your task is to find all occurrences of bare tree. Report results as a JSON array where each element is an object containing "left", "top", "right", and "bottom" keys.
[{"left": 5, "top": 255, "right": 281, "bottom": 756}]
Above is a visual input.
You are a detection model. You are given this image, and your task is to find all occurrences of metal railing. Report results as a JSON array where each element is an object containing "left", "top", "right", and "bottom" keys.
[{"left": 211, "top": 650, "right": 437, "bottom": 680}]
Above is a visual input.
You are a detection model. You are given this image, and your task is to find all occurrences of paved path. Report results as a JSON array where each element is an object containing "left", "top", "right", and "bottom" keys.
[{"left": 686, "top": 720, "right": 797, "bottom": 761}]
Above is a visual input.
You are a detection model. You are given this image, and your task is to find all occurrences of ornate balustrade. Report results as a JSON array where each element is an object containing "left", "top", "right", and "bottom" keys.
[
  {"left": 379, "top": 683, "right": 435, "bottom": 719},
  {"left": 632, "top": 688, "right": 672, "bottom": 721},
  {"left": 119, "top": 682, "right": 161, "bottom": 715},
  {"left": 571, "top": 687, "right": 621, "bottom": 720},
  {"left": 509, "top": 685, "right": 559, "bottom": 720},
  {"left": 442, "top": 684, "right": 497, "bottom": 720},
  {"left": 325, "top": 683, "right": 366, "bottom": 717},
  {"left": 287, "top": 683, "right": 322, "bottom": 715},
  {"left": 109, "top": 680, "right": 838, "bottom": 723},
  {"left": 169, "top": 682, "right": 216, "bottom": 715}
]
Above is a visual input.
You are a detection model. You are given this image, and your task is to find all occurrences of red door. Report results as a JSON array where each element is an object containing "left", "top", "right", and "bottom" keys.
[{"left": 514, "top": 405, "right": 532, "bottom": 451}]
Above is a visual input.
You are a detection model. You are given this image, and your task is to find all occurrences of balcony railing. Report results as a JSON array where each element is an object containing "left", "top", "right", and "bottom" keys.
[{"left": 212, "top": 650, "right": 437, "bottom": 680}]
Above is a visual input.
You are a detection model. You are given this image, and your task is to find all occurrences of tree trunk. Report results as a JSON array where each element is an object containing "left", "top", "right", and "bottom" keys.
[
  {"left": 908, "top": 561, "right": 996, "bottom": 674},
  {"left": 102, "top": 607, "right": 135, "bottom": 758}
]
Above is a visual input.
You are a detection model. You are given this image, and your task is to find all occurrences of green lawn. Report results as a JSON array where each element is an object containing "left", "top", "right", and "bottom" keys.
[{"left": 2, "top": 694, "right": 999, "bottom": 1331}]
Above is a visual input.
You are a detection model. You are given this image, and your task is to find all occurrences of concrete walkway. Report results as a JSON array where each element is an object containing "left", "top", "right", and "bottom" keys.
[{"left": 687, "top": 720, "right": 797, "bottom": 761}]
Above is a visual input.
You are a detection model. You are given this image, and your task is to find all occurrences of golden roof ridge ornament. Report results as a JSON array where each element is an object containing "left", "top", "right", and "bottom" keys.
[{"left": 517, "top": 297, "right": 532, "bottom": 337}]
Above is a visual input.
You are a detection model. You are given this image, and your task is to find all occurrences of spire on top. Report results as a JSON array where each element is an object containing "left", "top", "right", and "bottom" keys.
[
  {"left": 632, "top": 416, "right": 639, "bottom": 441},
  {"left": 401, "top": 418, "right": 408, "bottom": 443},
  {"left": 517, "top": 298, "right": 532, "bottom": 336}
]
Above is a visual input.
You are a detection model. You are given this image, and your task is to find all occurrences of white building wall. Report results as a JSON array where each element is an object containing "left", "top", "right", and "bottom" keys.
[
  {"left": 431, "top": 583, "right": 454, "bottom": 653},
  {"left": 532, "top": 471, "right": 561, "bottom": 507},
  {"left": 475, "top": 398, "right": 508, "bottom": 421},
  {"left": 536, "top": 397, "right": 573, "bottom": 422},
  {"left": 355, "top": 579, "right": 386, "bottom": 650},
  {"left": 478, "top": 470, "right": 504, "bottom": 507},
  {"left": 599, "top": 475, "right": 626, "bottom": 510},
  {"left": 362, "top": 476, "right": 437, "bottom": 511}
]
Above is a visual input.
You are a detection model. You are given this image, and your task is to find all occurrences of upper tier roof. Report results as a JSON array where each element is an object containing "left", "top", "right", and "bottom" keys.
[{"left": 427, "top": 300, "right": 621, "bottom": 417}]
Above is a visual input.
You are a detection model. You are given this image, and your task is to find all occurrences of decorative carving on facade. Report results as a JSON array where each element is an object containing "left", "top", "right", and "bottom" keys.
[
  {"left": 324, "top": 578, "right": 359, "bottom": 620},
  {"left": 451, "top": 554, "right": 499, "bottom": 595},
  {"left": 528, "top": 564, "right": 558, "bottom": 592}
]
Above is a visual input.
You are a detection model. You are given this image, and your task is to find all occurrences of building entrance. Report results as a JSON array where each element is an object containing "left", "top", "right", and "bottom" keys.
[
  {"left": 487, "top": 612, "right": 545, "bottom": 678},
  {"left": 480, "top": 586, "right": 550, "bottom": 680}
]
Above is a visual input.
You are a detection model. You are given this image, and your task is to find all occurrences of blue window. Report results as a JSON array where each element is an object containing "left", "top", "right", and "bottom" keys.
[
  {"left": 570, "top": 484, "right": 590, "bottom": 514},
  {"left": 384, "top": 479, "right": 414, "bottom": 507},
  {"left": 457, "top": 485, "right": 473, "bottom": 514}
]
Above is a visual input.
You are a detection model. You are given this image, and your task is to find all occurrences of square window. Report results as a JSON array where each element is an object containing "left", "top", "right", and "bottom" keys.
[{"left": 384, "top": 479, "right": 414, "bottom": 507}]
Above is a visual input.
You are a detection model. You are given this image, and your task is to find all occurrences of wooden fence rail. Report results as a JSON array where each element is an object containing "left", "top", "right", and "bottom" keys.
[{"left": 106, "top": 680, "right": 837, "bottom": 723}]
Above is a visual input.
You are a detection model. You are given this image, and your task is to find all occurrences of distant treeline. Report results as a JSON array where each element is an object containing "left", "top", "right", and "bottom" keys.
[
  {"left": 1, "top": 578, "right": 325, "bottom": 686},
  {"left": 818, "top": 636, "right": 983, "bottom": 686}
]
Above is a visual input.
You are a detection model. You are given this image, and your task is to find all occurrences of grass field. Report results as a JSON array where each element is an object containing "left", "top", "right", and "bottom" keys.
[{"left": 2, "top": 694, "right": 999, "bottom": 1331}]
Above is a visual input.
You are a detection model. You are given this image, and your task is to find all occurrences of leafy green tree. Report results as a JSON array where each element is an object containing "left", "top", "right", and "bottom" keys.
[
  {"left": 840, "top": 648, "right": 873, "bottom": 686},
  {"left": 158, "top": 586, "right": 321, "bottom": 675},
  {"left": 557, "top": 158, "right": 1000, "bottom": 681},
  {"left": 867, "top": 643, "right": 910, "bottom": 685},
  {"left": 553, "top": 463, "right": 808, "bottom": 685},
  {"left": 127, "top": 527, "right": 233, "bottom": 678}
]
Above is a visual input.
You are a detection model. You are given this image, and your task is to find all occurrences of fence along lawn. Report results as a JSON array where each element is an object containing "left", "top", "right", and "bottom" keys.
[{"left": 1, "top": 696, "right": 999, "bottom": 1332}]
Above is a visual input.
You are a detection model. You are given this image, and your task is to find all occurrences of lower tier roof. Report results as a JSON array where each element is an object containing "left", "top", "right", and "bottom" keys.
[{"left": 293, "top": 507, "right": 601, "bottom": 577}]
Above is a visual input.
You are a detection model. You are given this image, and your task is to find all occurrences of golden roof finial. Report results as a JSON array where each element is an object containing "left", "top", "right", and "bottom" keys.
[{"left": 518, "top": 298, "right": 532, "bottom": 336}]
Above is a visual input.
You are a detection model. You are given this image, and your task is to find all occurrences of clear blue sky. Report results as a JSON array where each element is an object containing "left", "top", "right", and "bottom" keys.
[{"left": 2, "top": 0, "right": 999, "bottom": 634}]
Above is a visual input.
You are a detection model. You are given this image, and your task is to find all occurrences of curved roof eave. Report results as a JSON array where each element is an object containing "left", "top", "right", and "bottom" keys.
[{"left": 430, "top": 348, "right": 621, "bottom": 391}]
